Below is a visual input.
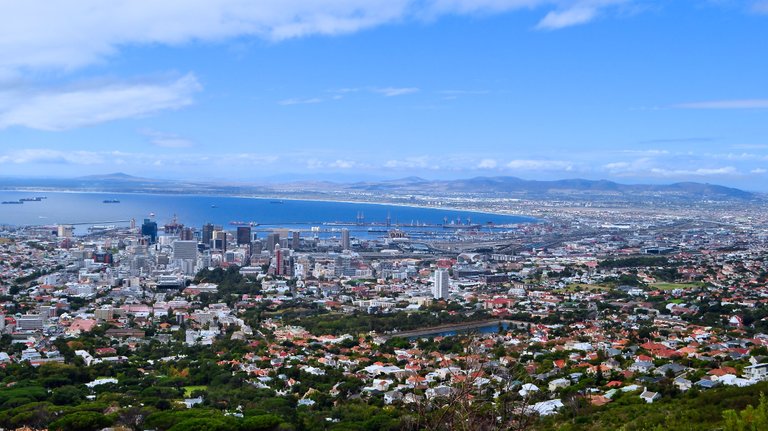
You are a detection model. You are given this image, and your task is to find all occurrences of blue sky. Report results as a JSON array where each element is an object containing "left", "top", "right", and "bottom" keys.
[{"left": 0, "top": 1, "right": 767, "bottom": 189}]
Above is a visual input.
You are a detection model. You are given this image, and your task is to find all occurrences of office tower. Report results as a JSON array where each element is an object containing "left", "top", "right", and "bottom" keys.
[
  {"left": 180, "top": 227, "right": 195, "bottom": 241},
  {"left": 251, "top": 240, "right": 263, "bottom": 255},
  {"left": 173, "top": 240, "right": 198, "bottom": 260},
  {"left": 291, "top": 231, "right": 300, "bottom": 250},
  {"left": 141, "top": 218, "right": 158, "bottom": 244},
  {"left": 274, "top": 243, "right": 283, "bottom": 275},
  {"left": 237, "top": 226, "right": 252, "bottom": 245},
  {"left": 432, "top": 268, "right": 450, "bottom": 300},
  {"left": 16, "top": 314, "right": 44, "bottom": 331},
  {"left": 266, "top": 233, "right": 280, "bottom": 252},
  {"left": 57, "top": 225, "right": 74, "bottom": 238},
  {"left": 212, "top": 230, "right": 227, "bottom": 251},
  {"left": 202, "top": 223, "right": 214, "bottom": 246},
  {"left": 341, "top": 228, "right": 350, "bottom": 250}
]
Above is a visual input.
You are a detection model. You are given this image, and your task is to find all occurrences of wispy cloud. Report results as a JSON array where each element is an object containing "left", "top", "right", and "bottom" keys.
[
  {"left": 278, "top": 97, "right": 323, "bottom": 106},
  {"left": 672, "top": 99, "right": 768, "bottom": 109},
  {"left": 373, "top": 87, "right": 420, "bottom": 97},
  {"left": 384, "top": 156, "right": 434, "bottom": 169},
  {"left": 731, "top": 144, "right": 768, "bottom": 150},
  {"left": 650, "top": 166, "right": 738, "bottom": 176},
  {"left": 0, "top": 1, "right": 639, "bottom": 75},
  {"left": 536, "top": 0, "right": 629, "bottom": 30},
  {"left": 752, "top": 0, "right": 768, "bottom": 14},
  {"left": 537, "top": 6, "right": 599, "bottom": 29},
  {"left": 0, "top": 74, "right": 201, "bottom": 131},
  {"left": 141, "top": 129, "right": 194, "bottom": 148},
  {"left": 0, "top": 148, "right": 279, "bottom": 168},
  {"left": 637, "top": 137, "right": 715, "bottom": 144},
  {"left": 506, "top": 159, "right": 574, "bottom": 170},
  {"left": 477, "top": 158, "right": 498, "bottom": 169},
  {"left": 0, "top": 149, "right": 104, "bottom": 165}
]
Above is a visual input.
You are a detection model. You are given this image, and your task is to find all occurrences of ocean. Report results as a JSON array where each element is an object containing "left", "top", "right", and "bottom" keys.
[{"left": 0, "top": 191, "right": 535, "bottom": 237}]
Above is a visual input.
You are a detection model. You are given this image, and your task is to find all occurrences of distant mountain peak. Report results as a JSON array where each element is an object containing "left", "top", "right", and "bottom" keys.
[{"left": 77, "top": 172, "right": 139, "bottom": 180}]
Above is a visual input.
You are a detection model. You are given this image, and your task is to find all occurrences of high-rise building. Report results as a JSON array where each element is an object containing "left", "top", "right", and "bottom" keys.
[
  {"left": 180, "top": 227, "right": 195, "bottom": 241},
  {"left": 173, "top": 240, "right": 198, "bottom": 260},
  {"left": 202, "top": 223, "right": 214, "bottom": 246},
  {"left": 341, "top": 228, "right": 350, "bottom": 250},
  {"left": 237, "top": 226, "right": 252, "bottom": 245},
  {"left": 16, "top": 314, "right": 44, "bottom": 331},
  {"left": 141, "top": 219, "right": 158, "bottom": 244},
  {"left": 274, "top": 243, "right": 283, "bottom": 276},
  {"left": 266, "top": 233, "right": 280, "bottom": 252},
  {"left": 251, "top": 240, "right": 263, "bottom": 255},
  {"left": 212, "top": 230, "right": 227, "bottom": 251},
  {"left": 57, "top": 225, "right": 74, "bottom": 238},
  {"left": 432, "top": 268, "right": 450, "bottom": 300},
  {"left": 291, "top": 231, "right": 300, "bottom": 250}
]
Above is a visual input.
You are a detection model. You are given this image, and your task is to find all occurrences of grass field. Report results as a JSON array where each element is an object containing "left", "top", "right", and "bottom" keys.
[
  {"left": 562, "top": 283, "right": 614, "bottom": 292},
  {"left": 651, "top": 282, "right": 705, "bottom": 291},
  {"left": 183, "top": 386, "right": 208, "bottom": 397}
]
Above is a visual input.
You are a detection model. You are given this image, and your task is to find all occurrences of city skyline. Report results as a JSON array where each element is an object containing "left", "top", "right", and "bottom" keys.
[{"left": 1, "top": 1, "right": 767, "bottom": 189}]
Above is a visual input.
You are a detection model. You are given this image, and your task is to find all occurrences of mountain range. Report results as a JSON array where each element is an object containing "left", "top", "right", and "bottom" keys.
[{"left": 0, "top": 173, "right": 758, "bottom": 202}]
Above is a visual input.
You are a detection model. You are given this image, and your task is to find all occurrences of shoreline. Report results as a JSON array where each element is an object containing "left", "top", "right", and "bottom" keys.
[{"left": 0, "top": 188, "right": 541, "bottom": 225}]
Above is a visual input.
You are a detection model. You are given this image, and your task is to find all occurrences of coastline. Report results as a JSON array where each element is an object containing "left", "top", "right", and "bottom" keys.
[{"left": 0, "top": 188, "right": 541, "bottom": 224}]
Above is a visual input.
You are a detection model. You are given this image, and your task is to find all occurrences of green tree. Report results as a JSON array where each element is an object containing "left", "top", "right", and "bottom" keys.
[
  {"left": 723, "top": 394, "right": 768, "bottom": 431},
  {"left": 49, "top": 411, "right": 113, "bottom": 431}
]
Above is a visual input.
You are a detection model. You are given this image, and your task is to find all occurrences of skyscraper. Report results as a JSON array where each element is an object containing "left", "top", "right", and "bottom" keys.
[
  {"left": 237, "top": 226, "right": 252, "bottom": 245},
  {"left": 212, "top": 230, "right": 227, "bottom": 251},
  {"left": 202, "top": 223, "right": 214, "bottom": 246},
  {"left": 432, "top": 268, "right": 450, "bottom": 300},
  {"left": 180, "top": 227, "right": 195, "bottom": 241},
  {"left": 141, "top": 219, "right": 158, "bottom": 244},
  {"left": 274, "top": 243, "right": 283, "bottom": 276},
  {"left": 291, "top": 231, "right": 300, "bottom": 250},
  {"left": 341, "top": 228, "right": 350, "bottom": 250},
  {"left": 173, "top": 240, "right": 198, "bottom": 260},
  {"left": 266, "top": 232, "right": 280, "bottom": 252}
]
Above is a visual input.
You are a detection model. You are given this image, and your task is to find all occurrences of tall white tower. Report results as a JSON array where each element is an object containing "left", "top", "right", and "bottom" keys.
[{"left": 432, "top": 268, "right": 450, "bottom": 299}]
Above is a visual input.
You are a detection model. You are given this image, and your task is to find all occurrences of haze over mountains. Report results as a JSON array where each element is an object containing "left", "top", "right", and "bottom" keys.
[{"left": 0, "top": 173, "right": 758, "bottom": 202}]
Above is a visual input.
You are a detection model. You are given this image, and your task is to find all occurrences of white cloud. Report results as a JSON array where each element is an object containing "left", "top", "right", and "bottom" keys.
[
  {"left": 752, "top": 1, "right": 768, "bottom": 14},
  {"left": 0, "top": 149, "right": 104, "bottom": 165},
  {"left": 384, "top": 156, "right": 434, "bottom": 169},
  {"left": 141, "top": 129, "right": 194, "bottom": 148},
  {"left": 373, "top": 87, "right": 420, "bottom": 97},
  {"left": 537, "top": 6, "right": 598, "bottom": 29},
  {"left": 477, "top": 158, "right": 498, "bottom": 169},
  {"left": 672, "top": 99, "right": 768, "bottom": 109},
  {"left": 751, "top": 168, "right": 767, "bottom": 174},
  {"left": 304, "top": 158, "right": 359, "bottom": 169},
  {"left": 506, "top": 159, "right": 574, "bottom": 170},
  {"left": 0, "top": 1, "right": 637, "bottom": 74},
  {"left": 0, "top": 74, "right": 201, "bottom": 131},
  {"left": 278, "top": 97, "right": 323, "bottom": 106},
  {"left": 0, "top": 148, "right": 281, "bottom": 168},
  {"left": 649, "top": 166, "right": 738, "bottom": 176},
  {"left": 536, "top": 0, "right": 627, "bottom": 30},
  {"left": 731, "top": 144, "right": 768, "bottom": 149}
]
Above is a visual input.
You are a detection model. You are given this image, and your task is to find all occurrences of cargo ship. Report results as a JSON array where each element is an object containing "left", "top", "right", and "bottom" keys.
[{"left": 229, "top": 221, "right": 258, "bottom": 226}]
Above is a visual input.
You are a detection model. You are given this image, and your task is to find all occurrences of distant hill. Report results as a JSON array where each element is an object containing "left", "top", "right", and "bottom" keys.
[
  {"left": 346, "top": 176, "right": 755, "bottom": 200},
  {"left": 0, "top": 174, "right": 757, "bottom": 201}
]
